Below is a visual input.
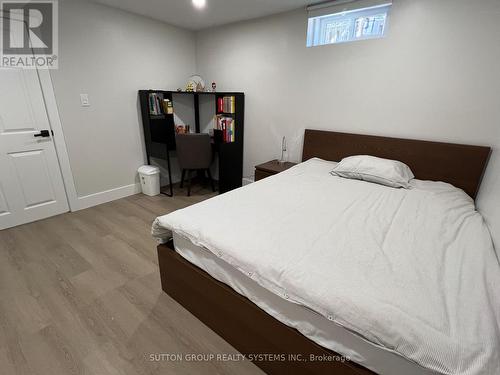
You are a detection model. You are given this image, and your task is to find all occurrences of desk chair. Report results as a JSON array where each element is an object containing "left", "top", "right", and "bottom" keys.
[{"left": 176, "top": 133, "right": 216, "bottom": 196}]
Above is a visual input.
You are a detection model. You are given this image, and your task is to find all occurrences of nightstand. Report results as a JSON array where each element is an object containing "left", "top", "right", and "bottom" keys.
[{"left": 254, "top": 160, "right": 297, "bottom": 181}]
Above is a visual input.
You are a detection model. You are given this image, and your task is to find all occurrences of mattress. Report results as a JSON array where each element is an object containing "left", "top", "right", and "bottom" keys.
[
  {"left": 173, "top": 231, "right": 434, "bottom": 375},
  {"left": 153, "top": 158, "right": 500, "bottom": 375}
]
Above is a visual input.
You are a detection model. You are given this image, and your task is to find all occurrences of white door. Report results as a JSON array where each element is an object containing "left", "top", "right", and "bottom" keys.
[{"left": 0, "top": 21, "right": 69, "bottom": 230}]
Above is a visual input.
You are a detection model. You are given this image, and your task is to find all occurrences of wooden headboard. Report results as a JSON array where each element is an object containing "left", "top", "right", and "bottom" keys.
[{"left": 302, "top": 129, "right": 491, "bottom": 199}]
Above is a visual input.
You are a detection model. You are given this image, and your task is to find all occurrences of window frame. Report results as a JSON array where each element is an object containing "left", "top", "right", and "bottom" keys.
[{"left": 306, "top": 3, "right": 392, "bottom": 47}]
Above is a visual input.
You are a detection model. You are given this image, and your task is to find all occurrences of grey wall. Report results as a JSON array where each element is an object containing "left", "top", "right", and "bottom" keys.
[
  {"left": 51, "top": 0, "right": 196, "bottom": 197},
  {"left": 196, "top": 0, "right": 500, "bottom": 249}
]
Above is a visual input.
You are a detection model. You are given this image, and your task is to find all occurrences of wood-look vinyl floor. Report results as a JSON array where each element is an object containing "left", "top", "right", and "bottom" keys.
[{"left": 0, "top": 185, "right": 264, "bottom": 375}]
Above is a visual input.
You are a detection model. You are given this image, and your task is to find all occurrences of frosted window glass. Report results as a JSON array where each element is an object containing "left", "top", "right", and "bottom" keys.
[{"left": 307, "top": 4, "right": 391, "bottom": 47}]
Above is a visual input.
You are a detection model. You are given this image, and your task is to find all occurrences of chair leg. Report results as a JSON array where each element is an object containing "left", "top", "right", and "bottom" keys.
[
  {"left": 186, "top": 170, "right": 192, "bottom": 197},
  {"left": 180, "top": 169, "right": 186, "bottom": 188},
  {"left": 207, "top": 169, "right": 216, "bottom": 192}
]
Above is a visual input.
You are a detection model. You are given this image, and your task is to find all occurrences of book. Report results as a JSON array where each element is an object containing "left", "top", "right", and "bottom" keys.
[
  {"left": 162, "top": 99, "right": 174, "bottom": 114},
  {"left": 214, "top": 115, "right": 236, "bottom": 143},
  {"left": 217, "top": 96, "right": 236, "bottom": 114},
  {"left": 148, "top": 93, "right": 165, "bottom": 116}
]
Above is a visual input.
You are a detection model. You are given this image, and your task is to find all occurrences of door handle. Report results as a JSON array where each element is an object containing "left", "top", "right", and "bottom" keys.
[{"left": 34, "top": 130, "right": 53, "bottom": 138}]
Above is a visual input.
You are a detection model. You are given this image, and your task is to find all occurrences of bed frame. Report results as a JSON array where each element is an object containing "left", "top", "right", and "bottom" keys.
[
  {"left": 302, "top": 130, "right": 490, "bottom": 199},
  {"left": 157, "top": 130, "right": 491, "bottom": 375}
]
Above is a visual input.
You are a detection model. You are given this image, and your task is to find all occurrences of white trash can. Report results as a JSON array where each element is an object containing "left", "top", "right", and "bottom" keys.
[{"left": 138, "top": 166, "right": 161, "bottom": 196}]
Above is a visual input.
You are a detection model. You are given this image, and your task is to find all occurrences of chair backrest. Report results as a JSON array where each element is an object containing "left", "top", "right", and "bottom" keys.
[{"left": 175, "top": 133, "right": 212, "bottom": 170}]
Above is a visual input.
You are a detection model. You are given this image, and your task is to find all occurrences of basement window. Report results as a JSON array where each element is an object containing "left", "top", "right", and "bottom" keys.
[{"left": 307, "top": 2, "right": 392, "bottom": 47}]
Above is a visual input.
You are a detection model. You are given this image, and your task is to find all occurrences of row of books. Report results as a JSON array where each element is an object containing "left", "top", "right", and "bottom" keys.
[
  {"left": 215, "top": 115, "right": 236, "bottom": 143},
  {"left": 148, "top": 93, "right": 164, "bottom": 115},
  {"left": 148, "top": 93, "right": 174, "bottom": 116},
  {"left": 217, "top": 96, "right": 236, "bottom": 114}
]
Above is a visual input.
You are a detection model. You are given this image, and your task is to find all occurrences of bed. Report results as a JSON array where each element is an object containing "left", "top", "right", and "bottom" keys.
[{"left": 152, "top": 130, "right": 497, "bottom": 375}]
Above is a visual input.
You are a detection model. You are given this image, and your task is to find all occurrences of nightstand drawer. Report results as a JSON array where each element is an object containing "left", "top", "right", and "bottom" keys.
[{"left": 255, "top": 169, "right": 274, "bottom": 181}]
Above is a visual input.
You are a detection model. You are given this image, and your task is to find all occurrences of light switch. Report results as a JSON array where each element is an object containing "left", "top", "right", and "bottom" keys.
[{"left": 80, "top": 94, "right": 90, "bottom": 107}]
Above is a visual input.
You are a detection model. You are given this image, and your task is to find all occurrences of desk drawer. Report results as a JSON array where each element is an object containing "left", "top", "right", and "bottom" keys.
[{"left": 255, "top": 169, "right": 274, "bottom": 181}]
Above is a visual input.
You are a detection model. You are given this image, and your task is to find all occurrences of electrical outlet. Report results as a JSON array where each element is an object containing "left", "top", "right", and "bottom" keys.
[{"left": 80, "top": 94, "right": 90, "bottom": 107}]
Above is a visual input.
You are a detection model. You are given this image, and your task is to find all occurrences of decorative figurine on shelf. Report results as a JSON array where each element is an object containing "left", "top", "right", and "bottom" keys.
[
  {"left": 211, "top": 81, "right": 217, "bottom": 92},
  {"left": 186, "top": 82, "right": 194, "bottom": 92},
  {"left": 187, "top": 74, "right": 206, "bottom": 92}
]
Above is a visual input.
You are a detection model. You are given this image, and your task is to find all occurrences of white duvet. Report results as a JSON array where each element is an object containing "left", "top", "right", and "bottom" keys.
[{"left": 152, "top": 158, "right": 500, "bottom": 375}]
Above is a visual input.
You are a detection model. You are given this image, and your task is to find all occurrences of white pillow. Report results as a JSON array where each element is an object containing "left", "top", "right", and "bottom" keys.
[{"left": 330, "top": 155, "right": 414, "bottom": 189}]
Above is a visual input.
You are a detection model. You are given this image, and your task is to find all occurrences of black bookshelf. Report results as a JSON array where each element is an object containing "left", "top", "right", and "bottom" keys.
[{"left": 139, "top": 90, "right": 245, "bottom": 196}]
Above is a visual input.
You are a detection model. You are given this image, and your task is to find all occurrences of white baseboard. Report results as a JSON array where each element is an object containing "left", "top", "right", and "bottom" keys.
[
  {"left": 74, "top": 183, "right": 141, "bottom": 211},
  {"left": 243, "top": 177, "right": 254, "bottom": 186}
]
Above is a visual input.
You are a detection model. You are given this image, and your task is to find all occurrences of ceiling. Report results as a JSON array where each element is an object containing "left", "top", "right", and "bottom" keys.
[{"left": 92, "top": 0, "right": 314, "bottom": 31}]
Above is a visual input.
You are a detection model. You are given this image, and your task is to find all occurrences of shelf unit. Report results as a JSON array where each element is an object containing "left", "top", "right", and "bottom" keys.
[{"left": 139, "top": 90, "right": 245, "bottom": 196}]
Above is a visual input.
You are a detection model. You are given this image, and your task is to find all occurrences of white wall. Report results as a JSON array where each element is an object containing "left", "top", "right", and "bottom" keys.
[
  {"left": 46, "top": 0, "right": 499, "bottom": 248},
  {"left": 50, "top": 0, "right": 196, "bottom": 199},
  {"left": 196, "top": 0, "right": 500, "bottom": 248}
]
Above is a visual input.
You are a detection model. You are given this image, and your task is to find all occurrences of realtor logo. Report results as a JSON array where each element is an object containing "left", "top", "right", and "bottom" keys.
[{"left": 1, "top": 0, "right": 58, "bottom": 68}]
